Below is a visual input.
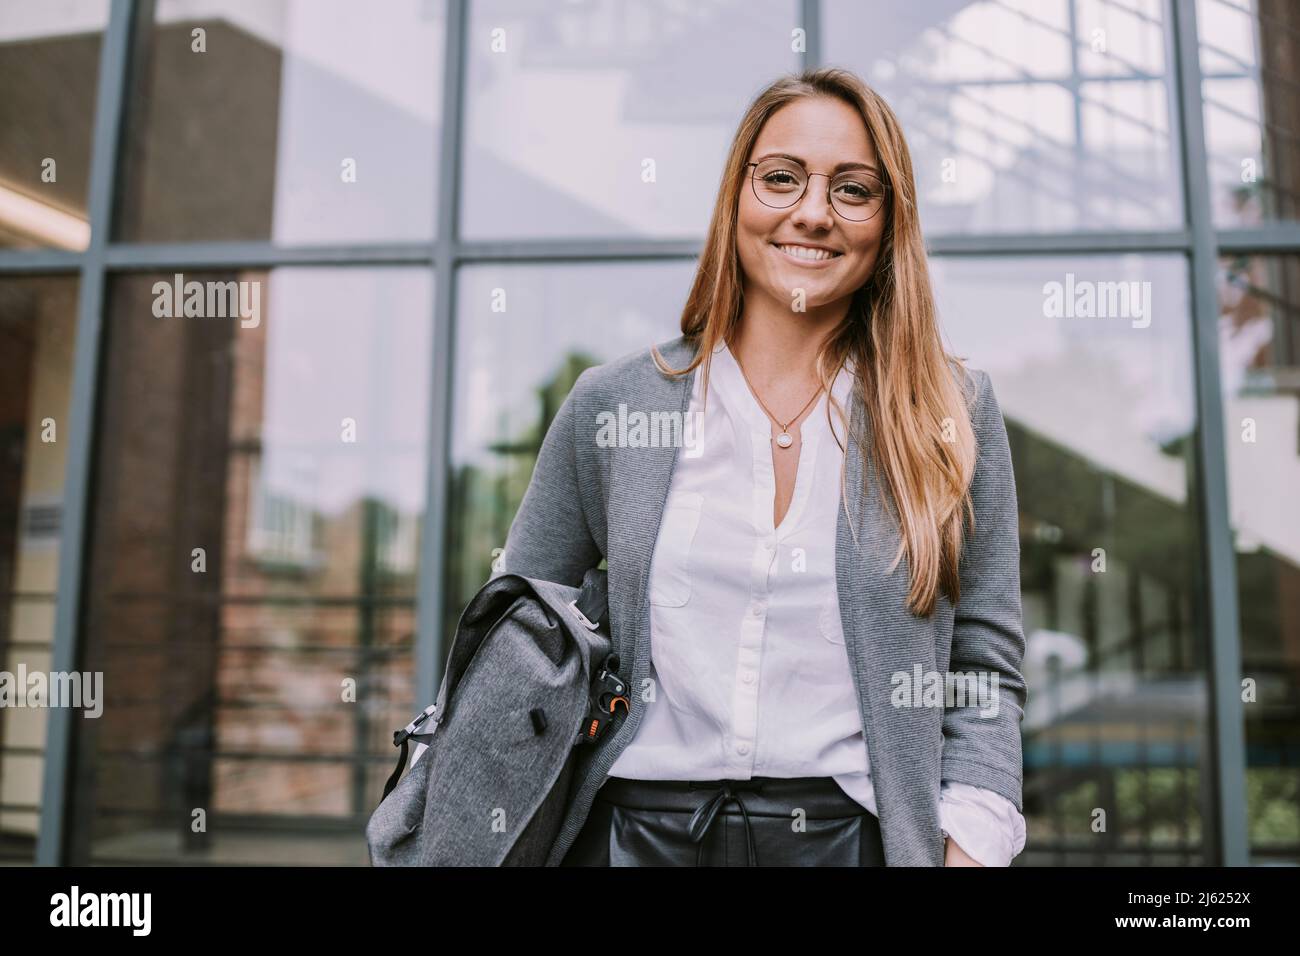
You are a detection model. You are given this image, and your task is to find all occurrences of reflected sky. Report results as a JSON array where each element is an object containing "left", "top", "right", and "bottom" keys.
[
  {"left": 933, "top": 254, "right": 1194, "bottom": 505},
  {"left": 257, "top": 267, "right": 432, "bottom": 514},
  {"left": 826, "top": 0, "right": 1182, "bottom": 233},
  {"left": 452, "top": 260, "right": 694, "bottom": 466},
  {"left": 461, "top": 0, "right": 801, "bottom": 239}
]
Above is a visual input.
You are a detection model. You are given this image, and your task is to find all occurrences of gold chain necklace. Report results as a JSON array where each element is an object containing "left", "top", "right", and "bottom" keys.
[{"left": 732, "top": 350, "right": 825, "bottom": 450}]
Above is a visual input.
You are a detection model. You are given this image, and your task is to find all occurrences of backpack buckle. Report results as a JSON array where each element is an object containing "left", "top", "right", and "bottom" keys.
[
  {"left": 578, "top": 654, "right": 629, "bottom": 745},
  {"left": 568, "top": 599, "right": 600, "bottom": 631},
  {"left": 393, "top": 703, "right": 438, "bottom": 746}
]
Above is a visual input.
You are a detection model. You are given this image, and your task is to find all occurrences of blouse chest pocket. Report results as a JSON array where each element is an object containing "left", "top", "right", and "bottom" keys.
[
  {"left": 818, "top": 588, "right": 847, "bottom": 645},
  {"left": 648, "top": 491, "right": 704, "bottom": 607}
]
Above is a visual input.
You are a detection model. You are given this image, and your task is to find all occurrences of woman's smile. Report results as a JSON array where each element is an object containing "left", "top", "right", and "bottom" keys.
[{"left": 770, "top": 241, "right": 845, "bottom": 266}]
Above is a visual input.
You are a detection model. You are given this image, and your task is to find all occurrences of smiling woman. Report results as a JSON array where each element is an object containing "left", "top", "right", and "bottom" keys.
[{"left": 493, "top": 67, "right": 1030, "bottom": 868}]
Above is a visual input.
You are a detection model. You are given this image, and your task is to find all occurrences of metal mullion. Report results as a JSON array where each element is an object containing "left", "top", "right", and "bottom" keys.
[
  {"left": 1067, "top": 0, "right": 1086, "bottom": 234},
  {"left": 86, "top": 811, "right": 372, "bottom": 831},
  {"left": 801, "top": 0, "right": 820, "bottom": 70},
  {"left": 36, "top": 0, "right": 138, "bottom": 867},
  {"left": 92, "top": 748, "right": 391, "bottom": 764},
  {"left": 452, "top": 232, "right": 1198, "bottom": 263},
  {"left": 878, "top": 71, "right": 1173, "bottom": 89},
  {"left": 414, "top": 0, "right": 468, "bottom": 710},
  {"left": 0, "top": 250, "right": 85, "bottom": 273},
  {"left": 928, "top": 230, "right": 1193, "bottom": 256},
  {"left": 97, "top": 591, "right": 416, "bottom": 606},
  {"left": 1170, "top": 0, "right": 1250, "bottom": 866},
  {"left": 98, "top": 641, "right": 410, "bottom": 654},
  {"left": 102, "top": 240, "right": 433, "bottom": 271},
  {"left": 1215, "top": 224, "right": 1300, "bottom": 254},
  {"left": 454, "top": 237, "right": 702, "bottom": 262}
]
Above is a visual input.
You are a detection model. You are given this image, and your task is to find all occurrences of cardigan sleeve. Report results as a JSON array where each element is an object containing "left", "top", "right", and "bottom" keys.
[
  {"left": 496, "top": 369, "right": 603, "bottom": 588},
  {"left": 941, "top": 369, "right": 1028, "bottom": 812}
]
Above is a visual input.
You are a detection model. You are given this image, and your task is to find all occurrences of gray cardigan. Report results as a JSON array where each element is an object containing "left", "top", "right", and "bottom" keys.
[{"left": 501, "top": 333, "right": 1027, "bottom": 866}]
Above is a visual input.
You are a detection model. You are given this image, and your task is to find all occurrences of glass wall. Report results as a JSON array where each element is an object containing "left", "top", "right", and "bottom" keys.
[
  {"left": 460, "top": 0, "right": 799, "bottom": 239},
  {"left": 116, "top": 0, "right": 443, "bottom": 244},
  {"left": 0, "top": 278, "right": 79, "bottom": 862},
  {"left": 446, "top": 261, "right": 695, "bottom": 643},
  {"left": 74, "top": 268, "right": 431, "bottom": 864},
  {"left": 824, "top": 0, "right": 1182, "bottom": 234},
  {"left": 933, "top": 254, "right": 1206, "bottom": 862},
  {"left": 1195, "top": 0, "right": 1300, "bottom": 861},
  {"left": 1214, "top": 253, "right": 1300, "bottom": 859},
  {"left": 0, "top": 1, "right": 109, "bottom": 249},
  {"left": 1197, "top": 0, "right": 1300, "bottom": 227},
  {"left": 0, "top": 0, "right": 1294, "bottom": 866}
]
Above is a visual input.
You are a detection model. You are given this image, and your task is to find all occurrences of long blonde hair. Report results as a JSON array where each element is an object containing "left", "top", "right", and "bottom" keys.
[{"left": 652, "top": 67, "right": 977, "bottom": 617}]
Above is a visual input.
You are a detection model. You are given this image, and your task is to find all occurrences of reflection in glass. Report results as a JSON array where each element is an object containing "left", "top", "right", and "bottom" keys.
[
  {"left": 0, "top": 0, "right": 108, "bottom": 249},
  {"left": 116, "top": 0, "right": 443, "bottom": 244},
  {"left": 1215, "top": 254, "right": 1300, "bottom": 861},
  {"left": 73, "top": 268, "right": 431, "bottom": 864},
  {"left": 460, "top": 0, "right": 799, "bottom": 240},
  {"left": 1198, "top": 0, "right": 1300, "bottom": 227},
  {"left": 932, "top": 254, "right": 1209, "bottom": 862},
  {"left": 0, "top": 277, "right": 79, "bottom": 863},
  {"left": 446, "top": 260, "right": 692, "bottom": 644},
  {"left": 824, "top": 0, "right": 1182, "bottom": 234}
]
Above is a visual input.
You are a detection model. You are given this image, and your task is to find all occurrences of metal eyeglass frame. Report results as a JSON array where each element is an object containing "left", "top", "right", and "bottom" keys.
[{"left": 743, "top": 160, "right": 892, "bottom": 222}]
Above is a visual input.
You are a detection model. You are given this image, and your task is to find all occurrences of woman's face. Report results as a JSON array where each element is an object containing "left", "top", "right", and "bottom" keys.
[{"left": 736, "top": 96, "right": 887, "bottom": 318}]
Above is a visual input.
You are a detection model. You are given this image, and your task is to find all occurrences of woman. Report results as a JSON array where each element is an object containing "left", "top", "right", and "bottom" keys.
[{"left": 500, "top": 68, "right": 1027, "bottom": 867}]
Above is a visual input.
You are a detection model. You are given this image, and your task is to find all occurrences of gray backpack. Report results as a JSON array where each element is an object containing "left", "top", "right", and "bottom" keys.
[{"left": 365, "top": 567, "right": 627, "bottom": 866}]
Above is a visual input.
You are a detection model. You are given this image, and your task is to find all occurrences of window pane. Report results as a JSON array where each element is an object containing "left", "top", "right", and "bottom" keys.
[
  {"left": 0, "top": 276, "right": 79, "bottom": 862},
  {"left": 824, "top": 0, "right": 1183, "bottom": 234},
  {"left": 115, "top": 0, "right": 443, "bottom": 244},
  {"left": 1215, "top": 253, "right": 1300, "bottom": 861},
  {"left": 460, "top": 0, "right": 800, "bottom": 240},
  {"left": 73, "top": 267, "right": 431, "bottom": 864},
  {"left": 932, "top": 254, "right": 1210, "bottom": 863},
  {"left": 1198, "top": 0, "right": 1300, "bottom": 227},
  {"left": 0, "top": 0, "right": 109, "bottom": 250},
  {"left": 446, "top": 260, "right": 692, "bottom": 642}
]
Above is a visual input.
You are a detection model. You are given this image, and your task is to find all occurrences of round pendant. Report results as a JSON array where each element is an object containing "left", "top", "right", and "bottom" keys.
[{"left": 775, "top": 432, "right": 793, "bottom": 448}]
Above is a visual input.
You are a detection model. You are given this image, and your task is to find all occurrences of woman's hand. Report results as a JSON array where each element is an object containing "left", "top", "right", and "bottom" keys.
[{"left": 943, "top": 836, "right": 985, "bottom": 867}]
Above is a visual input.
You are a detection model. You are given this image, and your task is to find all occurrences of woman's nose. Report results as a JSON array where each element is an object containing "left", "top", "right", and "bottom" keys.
[{"left": 790, "top": 177, "right": 835, "bottom": 228}]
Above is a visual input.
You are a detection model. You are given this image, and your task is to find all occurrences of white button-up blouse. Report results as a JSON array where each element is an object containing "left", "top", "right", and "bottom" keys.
[{"left": 607, "top": 339, "right": 1027, "bottom": 866}]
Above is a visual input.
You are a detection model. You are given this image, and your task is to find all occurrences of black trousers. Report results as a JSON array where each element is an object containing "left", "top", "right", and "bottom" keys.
[{"left": 560, "top": 775, "right": 886, "bottom": 866}]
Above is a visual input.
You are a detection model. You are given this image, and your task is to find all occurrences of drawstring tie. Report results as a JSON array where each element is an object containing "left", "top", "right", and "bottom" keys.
[{"left": 687, "top": 782, "right": 761, "bottom": 866}]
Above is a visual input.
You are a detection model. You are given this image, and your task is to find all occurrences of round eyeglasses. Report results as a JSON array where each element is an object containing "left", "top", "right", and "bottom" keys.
[{"left": 744, "top": 157, "right": 890, "bottom": 222}]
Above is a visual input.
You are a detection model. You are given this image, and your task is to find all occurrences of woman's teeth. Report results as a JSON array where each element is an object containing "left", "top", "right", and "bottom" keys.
[{"left": 775, "top": 244, "right": 841, "bottom": 262}]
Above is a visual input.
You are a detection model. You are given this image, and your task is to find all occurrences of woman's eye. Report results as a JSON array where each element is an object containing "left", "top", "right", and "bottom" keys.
[
  {"left": 835, "top": 181, "right": 877, "bottom": 202},
  {"left": 764, "top": 172, "right": 799, "bottom": 187}
]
